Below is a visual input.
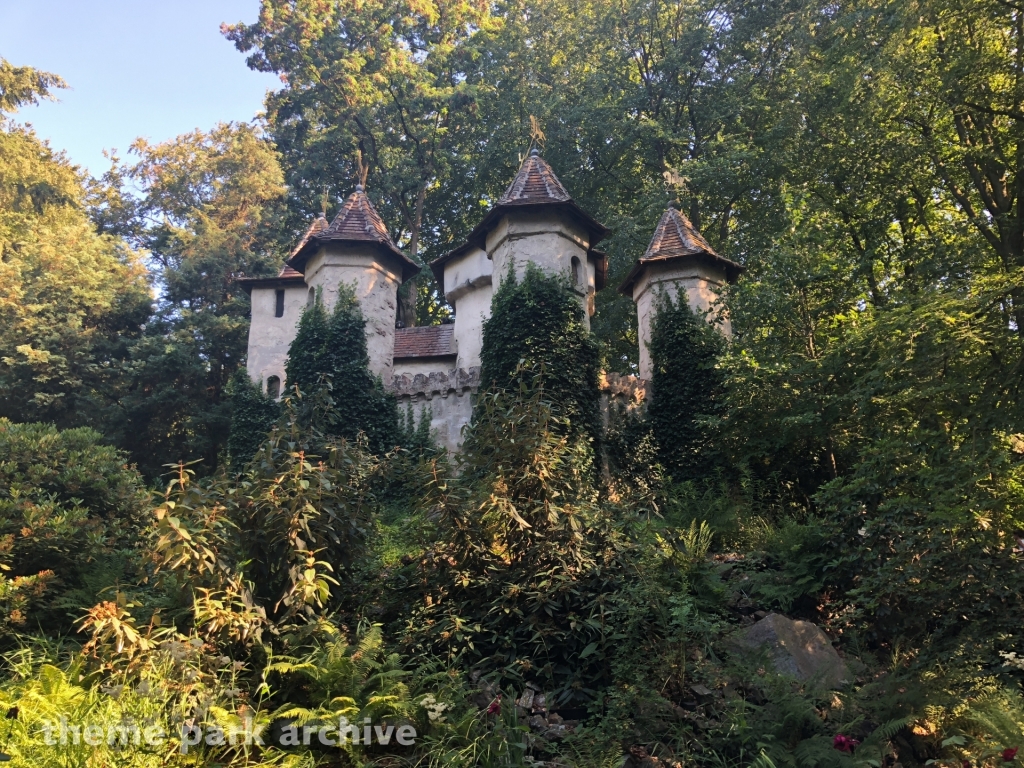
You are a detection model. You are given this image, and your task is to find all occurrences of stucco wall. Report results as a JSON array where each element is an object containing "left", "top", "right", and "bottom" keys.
[
  {"left": 303, "top": 243, "right": 402, "bottom": 381},
  {"left": 246, "top": 283, "right": 307, "bottom": 396},
  {"left": 391, "top": 367, "right": 480, "bottom": 453},
  {"left": 486, "top": 211, "right": 593, "bottom": 328},
  {"left": 443, "top": 246, "right": 493, "bottom": 371},
  {"left": 632, "top": 260, "right": 731, "bottom": 382}
]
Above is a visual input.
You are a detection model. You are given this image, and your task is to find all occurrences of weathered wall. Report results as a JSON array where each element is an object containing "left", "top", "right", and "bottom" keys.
[
  {"left": 443, "top": 246, "right": 493, "bottom": 370},
  {"left": 303, "top": 242, "right": 402, "bottom": 381},
  {"left": 390, "top": 368, "right": 480, "bottom": 454},
  {"left": 632, "top": 260, "right": 731, "bottom": 381},
  {"left": 392, "top": 357, "right": 457, "bottom": 379},
  {"left": 487, "top": 211, "right": 593, "bottom": 328},
  {"left": 246, "top": 284, "right": 307, "bottom": 396}
]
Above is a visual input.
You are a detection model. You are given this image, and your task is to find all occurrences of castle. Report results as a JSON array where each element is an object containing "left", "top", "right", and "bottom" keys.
[{"left": 239, "top": 149, "right": 742, "bottom": 452}]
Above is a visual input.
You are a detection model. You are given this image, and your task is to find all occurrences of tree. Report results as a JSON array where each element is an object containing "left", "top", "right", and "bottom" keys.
[
  {"left": 648, "top": 293, "right": 726, "bottom": 482},
  {"left": 406, "top": 379, "right": 632, "bottom": 703},
  {"left": 101, "top": 123, "right": 288, "bottom": 478},
  {"left": 479, "top": 264, "right": 601, "bottom": 447},
  {"left": 0, "top": 60, "right": 151, "bottom": 432},
  {"left": 0, "top": 58, "right": 65, "bottom": 114},
  {"left": 224, "top": 0, "right": 495, "bottom": 325},
  {"left": 284, "top": 289, "right": 399, "bottom": 454}
]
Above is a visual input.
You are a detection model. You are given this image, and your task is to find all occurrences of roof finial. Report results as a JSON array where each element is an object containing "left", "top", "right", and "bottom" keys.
[
  {"left": 662, "top": 165, "right": 687, "bottom": 210},
  {"left": 319, "top": 187, "right": 329, "bottom": 218},
  {"left": 355, "top": 148, "right": 369, "bottom": 193},
  {"left": 528, "top": 114, "right": 546, "bottom": 156}
]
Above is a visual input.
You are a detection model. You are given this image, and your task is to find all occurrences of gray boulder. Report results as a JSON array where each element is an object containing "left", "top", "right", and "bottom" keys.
[{"left": 731, "top": 613, "right": 850, "bottom": 688}]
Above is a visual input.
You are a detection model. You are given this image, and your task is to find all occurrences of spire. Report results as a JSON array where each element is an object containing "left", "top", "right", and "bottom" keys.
[
  {"left": 286, "top": 185, "right": 420, "bottom": 282},
  {"left": 317, "top": 185, "right": 399, "bottom": 249},
  {"left": 443, "top": 147, "right": 607, "bottom": 255},
  {"left": 618, "top": 203, "right": 743, "bottom": 296},
  {"left": 498, "top": 147, "right": 572, "bottom": 206},
  {"left": 642, "top": 204, "right": 718, "bottom": 262}
]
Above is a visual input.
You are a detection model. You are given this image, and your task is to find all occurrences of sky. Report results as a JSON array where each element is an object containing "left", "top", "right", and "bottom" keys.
[{"left": 0, "top": 0, "right": 281, "bottom": 177}]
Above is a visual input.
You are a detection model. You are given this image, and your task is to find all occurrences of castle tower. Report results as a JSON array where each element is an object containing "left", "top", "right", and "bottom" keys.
[
  {"left": 286, "top": 185, "right": 420, "bottom": 381},
  {"left": 429, "top": 148, "right": 609, "bottom": 371},
  {"left": 238, "top": 216, "right": 329, "bottom": 398},
  {"left": 619, "top": 203, "right": 743, "bottom": 382}
]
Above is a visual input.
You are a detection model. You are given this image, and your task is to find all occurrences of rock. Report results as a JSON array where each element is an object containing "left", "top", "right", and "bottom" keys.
[
  {"left": 730, "top": 613, "right": 850, "bottom": 688},
  {"left": 531, "top": 692, "right": 547, "bottom": 713},
  {"left": 528, "top": 714, "right": 547, "bottom": 731},
  {"left": 735, "top": 596, "right": 756, "bottom": 613},
  {"left": 690, "top": 683, "right": 714, "bottom": 699},
  {"left": 543, "top": 724, "right": 568, "bottom": 740},
  {"left": 468, "top": 677, "right": 499, "bottom": 710},
  {"left": 548, "top": 712, "right": 563, "bottom": 725},
  {"left": 517, "top": 688, "right": 535, "bottom": 710}
]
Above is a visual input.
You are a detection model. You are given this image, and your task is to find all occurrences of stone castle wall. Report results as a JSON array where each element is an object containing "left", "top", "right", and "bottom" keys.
[{"left": 390, "top": 368, "right": 481, "bottom": 454}]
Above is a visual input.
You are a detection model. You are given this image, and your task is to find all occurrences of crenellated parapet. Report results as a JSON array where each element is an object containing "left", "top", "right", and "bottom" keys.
[
  {"left": 389, "top": 367, "right": 481, "bottom": 453},
  {"left": 389, "top": 367, "right": 481, "bottom": 400}
]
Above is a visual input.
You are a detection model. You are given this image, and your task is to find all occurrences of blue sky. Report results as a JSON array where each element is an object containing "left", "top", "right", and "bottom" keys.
[{"left": 0, "top": 0, "right": 281, "bottom": 177}]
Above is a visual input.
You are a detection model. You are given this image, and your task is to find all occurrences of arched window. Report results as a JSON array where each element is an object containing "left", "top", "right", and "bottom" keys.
[
  {"left": 275, "top": 289, "right": 285, "bottom": 317},
  {"left": 266, "top": 375, "right": 281, "bottom": 400},
  {"left": 570, "top": 256, "right": 582, "bottom": 287},
  {"left": 307, "top": 287, "right": 316, "bottom": 308}
]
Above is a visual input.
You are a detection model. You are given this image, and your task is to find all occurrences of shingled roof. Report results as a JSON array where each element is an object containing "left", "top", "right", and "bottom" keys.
[
  {"left": 236, "top": 262, "right": 308, "bottom": 295},
  {"left": 288, "top": 214, "right": 329, "bottom": 260},
  {"left": 498, "top": 148, "right": 573, "bottom": 205},
  {"left": 618, "top": 205, "right": 743, "bottom": 296},
  {"left": 430, "top": 148, "right": 610, "bottom": 289},
  {"left": 393, "top": 325, "right": 455, "bottom": 359},
  {"left": 287, "top": 186, "right": 420, "bottom": 282}
]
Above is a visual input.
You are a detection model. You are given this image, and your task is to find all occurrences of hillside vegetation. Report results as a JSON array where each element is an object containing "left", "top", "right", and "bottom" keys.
[{"left": 0, "top": 0, "right": 1023, "bottom": 763}]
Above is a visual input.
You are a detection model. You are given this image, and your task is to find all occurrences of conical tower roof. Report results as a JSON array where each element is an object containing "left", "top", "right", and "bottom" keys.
[
  {"left": 497, "top": 147, "right": 573, "bottom": 205},
  {"left": 431, "top": 148, "right": 609, "bottom": 288},
  {"left": 618, "top": 204, "right": 743, "bottom": 295},
  {"left": 287, "top": 185, "right": 420, "bottom": 282}
]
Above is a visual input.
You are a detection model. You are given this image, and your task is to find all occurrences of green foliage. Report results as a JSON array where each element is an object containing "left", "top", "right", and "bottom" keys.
[
  {"left": 106, "top": 123, "right": 288, "bottom": 478},
  {"left": 406, "top": 374, "right": 633, "bottom": 704},
  {"left": 398, "top": 403, "right": 436, "bottom": 455},
  {"left": 227, "top": 368, "right": 279, "bottom": 469},
  {"left": 480, "top": 264, "right": 601, "bottom": 447},
  {"left": 0, "top": 58, "right": 65, "bottom": 115},
  {"left": 649, "top": 292, "right": 727, "bottom": 481},
  {"left": 0, "top": 119, "right": 151, "bottom": 432},
  {"left": 284, "top": 288, "right": 399, "bottom": 454},
  {"left": 0, "top": 419, "right": 146, "bottom": 635},
  {"left": 265, "top": 622, "right": 426, "bottom": 759},
  {"left": 151, "top": 408, "right": 381, "bottom": 636}
]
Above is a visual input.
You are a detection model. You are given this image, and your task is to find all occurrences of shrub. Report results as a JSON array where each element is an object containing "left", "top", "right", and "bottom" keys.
[
  {"left": 648, "top": 292, "right": 726, "bottom": 481},
  {"left": 150, "top": 402, "right": 383, "bottom": 640},
  {"left": 480, "top": 264, "right": 601, "bottom": 448},
  {"left": 405, "top": 373, "right": 634, "bottom": 704},
  {"left": 284, "top": 286, "right": 399, "bottom": 453},
  {"left": 0, "top": 419, "right": 146, "bottom": 635},
  {"left": 226, "top": 368, "right": 278, "bottom": 469}
]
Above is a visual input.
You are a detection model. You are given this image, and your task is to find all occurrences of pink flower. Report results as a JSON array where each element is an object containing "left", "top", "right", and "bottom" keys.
[
  {"left": 1003, "top": 747, "right": 1019, "bottom": 762},
  {"left": 486, "top": 696, "right": 501, "bottom": 715},
  {"left": 833, "top": 734, "right": 860, "bottom": 753}
]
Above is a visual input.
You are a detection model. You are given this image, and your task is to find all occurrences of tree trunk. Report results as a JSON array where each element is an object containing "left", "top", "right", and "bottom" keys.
[{"left": 399, "top": 184, "right": 427, "bottom": 327}]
